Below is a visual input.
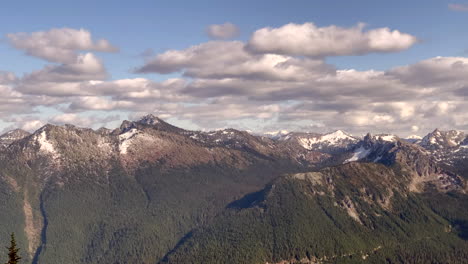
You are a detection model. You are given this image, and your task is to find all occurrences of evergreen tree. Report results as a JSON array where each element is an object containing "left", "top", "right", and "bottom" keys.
[{"left": 5, "top": 233, "right": 21, "bottom": 264}]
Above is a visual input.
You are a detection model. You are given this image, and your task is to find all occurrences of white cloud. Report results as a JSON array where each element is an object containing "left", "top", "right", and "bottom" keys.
[
  {"left": 136, "top": 41, "right": 335, "bottom": 80},
  {"left": 1, "top": 115, "right": 46, "bottom": 132},
  {"left": 387, "top": 56, "right": 468, "bottom": 88},
  {"left": 206, "top": 22, "right": 240, "bottom": 39},
  {"left": 69, "top": 96, "right": 135, "bottom": 111},
  {"left": 246, "top": 23, "right": 417, "bottom": 57},
  {"left": 21, "top": 53, "right": 107, "bottom": 84},
  {"left": 21, "top": 120, "right": 45, "bottom": 131},
  {"left": 136, "top": 41, "right": 249, "bottom": 74},
  {"left": 7, "top": 28, "right": 118, "bottom": 63},
  {"left": 2, "top": 113, "right": 121, "bottom": 132},
  {"left": 48, "top": 113, "right": 119, "bottom": 127},
  {"left": 3, "top": 23, "right": 468, "bottom": 136},
  {"left": 0, "top": 85, "right": 33, "bottom": 115}
]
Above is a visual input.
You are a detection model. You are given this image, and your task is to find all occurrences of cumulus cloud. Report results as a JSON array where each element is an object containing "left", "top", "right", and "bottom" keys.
[
  {"left": 136, "top": 41, "right": 249, "bottom": 74},
  {"left": 49, "top": 113, "right": 120, "bottom": 127},
  {"left": 14, "top": 53, "right": 108, "bottom": 97},
  {"left": 3, "top": 23, "right": 468, "bottom": 136},
  {"left": 135, "top": 41, "right": 335, "bottom": 80},
  {"left": 22, "top": 120, "right": 45, "bottom": 131},
  {"left": 1, "top": 113, "right": 122, "bottom": 133},
  {"left": 0, "top": 84, "right": 37, "bottom": 117},
  {"left": 69, "top": 96, "right": 135, "bottom": 111},
  {"left": 387, "top": 57, "right": 468, "bottom": 88},
  {"left": 0, "top": 115, "right": 46, "bottom": 133},
  {"left": 5, "top": 28, "right": 116, "bottom": 99},
  {"left": 246, "top": 23, "right": 417, "bottom": 57},
  {"left": 449, "top": 3, "right": 468, "bottom": 11},
  {"left": 22, "top": 53, "right": 107, "bottom": 83},
  {"left": 7, "top": 28, "right": 118, "bottom": 63},
  {"left": 179, "top": 68, "right": 423, "bottom": 102},
  {"left": 206, "top": 22, "right": 240, "bottom": 39}
]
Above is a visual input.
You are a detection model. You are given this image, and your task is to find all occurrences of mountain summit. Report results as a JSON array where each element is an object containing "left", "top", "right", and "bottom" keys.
[
  {"left": 137, "top": 114, "right": 163, "bottom": 125},
  {"left": 420, "top": 129, "right": 466, "bottom": 150}
]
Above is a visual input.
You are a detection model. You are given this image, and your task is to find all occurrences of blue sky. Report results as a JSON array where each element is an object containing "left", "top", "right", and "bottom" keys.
[
  {"left": 1, "top": 0, "right": 468, "bottom": 135},
  {"left": 3, "top": 0, "right": 467, "bottom": 73}
]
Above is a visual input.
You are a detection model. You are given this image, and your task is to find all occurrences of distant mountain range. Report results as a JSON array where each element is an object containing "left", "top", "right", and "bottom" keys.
[{"left": 0, "top": 115, "right": 467, "bottom": 264}]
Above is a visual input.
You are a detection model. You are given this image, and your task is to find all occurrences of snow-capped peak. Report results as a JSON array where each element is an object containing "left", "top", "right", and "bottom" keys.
[
  {"left": 296, "top": 130, "right": 358, "bottom": 151},
  {"left": 320, "top": 130, "right": 355, "bottom": 144},
  {"left": 420, "top": 129, "right": 466, "bottom": 149}
]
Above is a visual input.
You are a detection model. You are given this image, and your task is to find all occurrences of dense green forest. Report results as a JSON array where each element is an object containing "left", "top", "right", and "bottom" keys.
[
  {"left": 2, "top": 160, "right": 467, "bottom": 264},
  {"left": 162, "top": 163, "right": 468, "bottom": 264},
  {"left": 0, "top": 159, "right": 305, "bottom": 263}
]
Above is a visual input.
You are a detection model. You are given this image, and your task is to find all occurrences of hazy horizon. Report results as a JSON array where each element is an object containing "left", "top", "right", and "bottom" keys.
[{"left": 0, "top": 113, "right": 453, "bottom": 139}]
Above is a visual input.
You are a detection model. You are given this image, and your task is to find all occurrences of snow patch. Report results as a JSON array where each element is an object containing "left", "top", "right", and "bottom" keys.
[
  {"left": 380, "top": 135, "right": 396, "bottom": 142},
  {"left": 321, "top": 130, "right": 355, "bottom": 144},
  {"left": 119, "top": 128, "right": 139, "bottom": 154},
  {"left": 36, "top": 131, "right": 59, "bottom": 159},
  {"left": 298, "top": 137, "right": 319, "bottom": 150},
  {"left": 344, "top": 146, "right": 371, "bottom": 163},
  {"left": 119, "top": 128, "right": 158, "bottom": 155},
  {"left": 298, "top": 130, "right": 357, "bottom": 150}
]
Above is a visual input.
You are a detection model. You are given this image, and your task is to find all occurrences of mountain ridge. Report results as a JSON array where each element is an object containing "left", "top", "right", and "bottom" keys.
[{"left": 0, "top": 115, "right": 467, "bottom": 264}]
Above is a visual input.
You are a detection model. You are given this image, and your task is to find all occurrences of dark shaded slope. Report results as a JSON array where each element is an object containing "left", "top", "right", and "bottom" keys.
[{"left": 161, "top": 162, "right": 468, "bottom": 264}]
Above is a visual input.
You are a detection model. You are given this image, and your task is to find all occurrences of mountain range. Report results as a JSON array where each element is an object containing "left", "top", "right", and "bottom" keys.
[{"left": 0, "top": 114, "right": 467, "bottom": 263}]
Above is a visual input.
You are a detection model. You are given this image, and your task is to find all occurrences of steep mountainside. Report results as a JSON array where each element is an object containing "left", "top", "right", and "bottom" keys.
[
  {"left": 0, "top": 116, "right": 466, "bottom": 264},
  {"left": 0, "top": 115, "right": 328, "bottom": 264},
  {"left": 162, "top": 154, "right": 467, "bottom": 264}
]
